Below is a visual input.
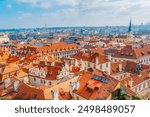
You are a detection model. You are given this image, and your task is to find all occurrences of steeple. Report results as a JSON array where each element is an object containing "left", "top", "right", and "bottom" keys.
[{"left": 128, "top": 19, "right": 132, "bottom": 33}]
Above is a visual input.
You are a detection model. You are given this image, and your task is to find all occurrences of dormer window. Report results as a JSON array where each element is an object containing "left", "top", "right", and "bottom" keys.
[
  {"left": 126, "top": 53, "right": 129, "bottom": 56},
  {"left": 141, "top": 52, "right": 144, "bottom": 56},
  {"left": 130, "top": 53, "right": 133, "bottom": 56},
  {"left": 32, "top": 94, "right": 37, "bottom": 99},
  {"left": 121, "top": 52, "right": 124, "bottom": 55}
]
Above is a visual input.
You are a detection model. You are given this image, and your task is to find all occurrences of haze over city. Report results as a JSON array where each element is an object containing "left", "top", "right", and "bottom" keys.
[{"left": 0, "top": 0, "right": 150, "bottom": 29}]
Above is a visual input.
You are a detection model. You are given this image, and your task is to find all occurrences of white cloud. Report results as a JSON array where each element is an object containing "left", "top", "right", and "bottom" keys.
[
  {"left": 13, "top": 0, "right": 150, "bottom": 27},
  {"left": 16, "top": 0, "right": 79, "bottom": 9}
]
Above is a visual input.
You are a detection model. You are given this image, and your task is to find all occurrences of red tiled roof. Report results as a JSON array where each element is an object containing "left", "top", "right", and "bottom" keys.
[
  {"left": 110, "top": 61, "right": 150, "bottom": 75},
  {"left": 73, "top": 69, "right": 119, "bottom": 100},
  {"left": 58, "top": 88, "right": 72, "bottom": 100},
  {"left": 120, "top": 70, "right": 150, "bottom": 88},
  {"left": 0, "top": 78, "right": 45, "bottom": 100},
  {"left": 37, "top": 42, "right": 79, "bottom": 52},
  {"left": 71, "top": 51, "right": 110, "bottom": 64},
  {"left": 114, "top": 45, "right": 150, "bottom": 59}
]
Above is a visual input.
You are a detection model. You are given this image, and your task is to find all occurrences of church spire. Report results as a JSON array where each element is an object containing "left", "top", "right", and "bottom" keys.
[{"left": 128, "top": 19, "right": 132, "bottom": 33}]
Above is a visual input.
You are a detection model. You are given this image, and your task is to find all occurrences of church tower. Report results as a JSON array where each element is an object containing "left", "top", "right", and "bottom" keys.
[
  {"left": 127, "top": 19, "right": 133, "bottom": 38},
  {"left": 128, "top": 19, "right": 132, "bottom": 33}
]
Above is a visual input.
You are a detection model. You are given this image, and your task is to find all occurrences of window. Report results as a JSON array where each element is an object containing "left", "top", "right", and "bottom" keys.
[
  {"left": 34, "top": 77, "right": 36, "bottom": 81},
  {"left": 135, "top": 87, "right": 138, "bottom": 93},
  {"left": 32, "top": 94, "right": 37, "bottom": 99},
  {"left": 100, "top": 65, "right": 102, "bottom": 69},
  {"left": 49, "top": 81, "right": 51, "bottom": 85},
  {"left": 106, "top": 63, "right": 108, "bottom": 68},
  {"left": 143, "top": 83, "right": 146, "bottom": 89},
  {"left": 41, "top": 80, "right": 43, "bottom": 84},
  {"left": 88, "top": 63, "right": 90, "bottom": 67},
  {"left": 94, "top": 65, "right": 96, "bottom": 69},
  {"left": 148, "top": 81, "right": 150, "bottom": 86},
  {"left": 76, "top": 96, "right": 79, "bottom": 100},
  {"left": 139, "top": 85, "right": 141, "bottom": 91}
]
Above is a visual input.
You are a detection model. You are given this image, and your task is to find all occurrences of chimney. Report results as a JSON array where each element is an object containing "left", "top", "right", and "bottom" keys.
[
  {"left": 51, "top": 54, "right": 54, "bottom": 59},
  {"left": 4, "top": 78, "right": 10, "bottom": 89},
  {"left": 108, "top": 54, "right": 111, "bottom": 61},
  {"left": 70, "top": 81, "right": 80, "bottom": 96},
  {"left": 70, "top": 65, "right": 73, "bottom": 71},
  {"left": 51, "top": 62, "right": 55, "bottom": 66},
  {"left": 82, "top": 49, "right": 86, "bottom": 53},
  {"left": 124, "top": 81, "right": 128, "bottom": 87},
  {"left": 45, "top": 61, "right": 48, "bottom": 65},
  {"left": 51, "top": 90, "right": 58, "bottom": 100},
  {"left": 119, "top": 63, "right": 122, "bottom": 72},
  {"left": 13, "top": 81, "right": 20, "bottom": 92},
  {"left": 70, "top": 82, "right": 75, "bottom": 96},
  {"left": 128, "top": 78, "right": 133, "bottom": 88},
  {"left": 96, "top": 56, "right": 99, "bottom": 65}
]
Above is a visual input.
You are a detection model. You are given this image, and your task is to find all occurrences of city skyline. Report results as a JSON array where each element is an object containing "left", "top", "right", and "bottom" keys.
[{"left": 1, "top": 0, "right": 150, "bottom": 29}]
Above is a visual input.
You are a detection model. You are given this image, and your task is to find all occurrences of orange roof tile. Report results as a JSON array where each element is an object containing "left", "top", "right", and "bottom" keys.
[
  {"left": 73, "top": 69, "right": 119, "bottom": 100},
  {"left": 114, "top": 45, "right": 150, "bottom": 59}
]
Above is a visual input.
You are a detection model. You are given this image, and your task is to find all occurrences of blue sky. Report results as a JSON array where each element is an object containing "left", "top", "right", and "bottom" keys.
[{"left": 0, "top": 0, "right": 150, "bottom": 29}]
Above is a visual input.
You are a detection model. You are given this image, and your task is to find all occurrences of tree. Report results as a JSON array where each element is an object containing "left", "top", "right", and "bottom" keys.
[{"left": 112, "top": 88, "right": 141, "bottom": 100}]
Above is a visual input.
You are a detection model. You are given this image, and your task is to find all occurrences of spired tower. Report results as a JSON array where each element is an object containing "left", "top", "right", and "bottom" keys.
[
  {"left": 128, "top": 19, "right": 132, "bottom": 33},
  {"left": 127, "top": 19, "right": 133, "bottom": 39}
]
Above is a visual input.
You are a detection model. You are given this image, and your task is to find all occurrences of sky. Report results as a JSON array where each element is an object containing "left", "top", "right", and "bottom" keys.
[{"left": 0, "top": 0, "right": 150, "bottom": 29}]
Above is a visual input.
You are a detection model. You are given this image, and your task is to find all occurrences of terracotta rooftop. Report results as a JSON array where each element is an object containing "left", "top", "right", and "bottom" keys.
[
  {"left": 0, "top": 78, "right": 45, "bottom": 100},
  {"left": 37, "top": 42, "right": 79, "bottom": 52},
  {"left": 71, "top": 51, "right": 110, "bottom": 64},
  {"left": 110, "top": 61, "right": 150, "bottom": 75},
  {"left": 120, "top": 70, "right": 150, "bottom": 88},
  {"left": 114, "top": 45, "right": 150, "bottom": 59},
  {"left": 73, "top": 69, "right": 119, "bottom": 100}
]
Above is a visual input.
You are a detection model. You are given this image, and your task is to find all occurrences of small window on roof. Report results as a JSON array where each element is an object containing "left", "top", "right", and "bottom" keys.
[
  {"left": 32, "top": 94, "right": 37, "bottom": 99},
  {"left": 130, "top": 53, "right": 133, "bottom": 56},
  {"left": 141, "top": 52, "right": 145, "bottom": 56},
  {"left": 126, "top": 53, "right": 129, "bottom": 56}
]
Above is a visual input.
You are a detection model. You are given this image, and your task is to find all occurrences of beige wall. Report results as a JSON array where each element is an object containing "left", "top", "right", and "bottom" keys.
[
  {"left": 29, "top": 75, "right": 59, "bottom": 87},
  {"left": 111, "top": 72, "right": 131, "bottom": 80},
  {"left": 44, "top": 76, "right": 78, "bottom": 99},
  {"left": 74, "top": 59, "right": 110, "bottom": 74}
]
